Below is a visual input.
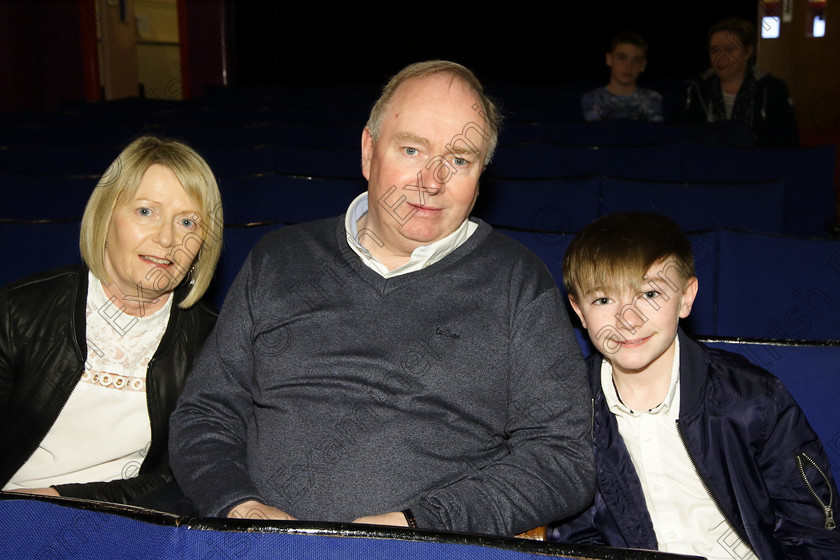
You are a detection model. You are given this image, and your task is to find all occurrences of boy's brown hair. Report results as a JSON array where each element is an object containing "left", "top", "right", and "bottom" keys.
[
  {"left": 563, "top": 212, "right": 696, "bottom": 300},
  {"left": 609, "top": 30, "right": 649, "bottom": 55}
]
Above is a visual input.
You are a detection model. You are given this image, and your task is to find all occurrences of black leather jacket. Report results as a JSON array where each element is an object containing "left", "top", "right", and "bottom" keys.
[{"left": 0, "top": 265, "right": 217, "bottom": 505}]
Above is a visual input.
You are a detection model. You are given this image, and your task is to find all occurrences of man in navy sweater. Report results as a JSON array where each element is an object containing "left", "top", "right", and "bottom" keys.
[{"left": 169, "top": 60, "right": 594, "bottom": 536}]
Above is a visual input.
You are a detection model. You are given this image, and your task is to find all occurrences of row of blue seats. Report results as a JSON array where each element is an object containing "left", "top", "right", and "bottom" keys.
[
  {"left": 0, "top": 174, "right": 367, "bottom": 225},
  {"left": 3, "top": 219, "right": 838, "bottom": 342},
  {"left": 0, "top": 78, "right": 689, "bottom": 128},
  {"left": 0, "top": 173, "right": 790, "bottom": 236},
  {"left": 497, "top": 227, "right": 840, "bottom": 342},
  {"left": 486, "top": 141, "right": 835, "bottom": 237},
  {"left": 0, "top": 141, "right": 833, "bottom": 236},
  {"left": 0, "top": 119, "right": 752, "bottom": 152},
  {"left": 475, "top": 176, "right": 787, "bottom": 234}
]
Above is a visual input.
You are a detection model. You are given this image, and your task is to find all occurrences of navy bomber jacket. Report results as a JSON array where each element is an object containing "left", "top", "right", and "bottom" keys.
[{"left": 548, "top": 329, "right": 839, "bottom": 559}]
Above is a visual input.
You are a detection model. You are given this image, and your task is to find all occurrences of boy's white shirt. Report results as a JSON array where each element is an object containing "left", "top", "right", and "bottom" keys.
[{"left": 602, "top": 337, "right": 758, "bottom": 560}]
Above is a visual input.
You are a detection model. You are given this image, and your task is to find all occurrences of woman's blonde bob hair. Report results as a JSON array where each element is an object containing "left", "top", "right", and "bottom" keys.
[{"left": 80, "top": 136, "right": 223, "bottom": 309}]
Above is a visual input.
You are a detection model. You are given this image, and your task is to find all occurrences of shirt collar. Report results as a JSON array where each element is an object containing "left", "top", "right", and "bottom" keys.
[
  {"left": 601, "top": 336, "right": 681, "bottom": 417},
  {"left": 344, "top": 192, "right": 476, "bottom": 278}
]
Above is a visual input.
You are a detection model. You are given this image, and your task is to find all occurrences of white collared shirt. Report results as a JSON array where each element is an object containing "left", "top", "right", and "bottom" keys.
[
  {"left": 601, "top": 339, "right": 757, "bottom": 560},
  {"left": 344, "top": 192, "right": 477, "bottom": 278}
]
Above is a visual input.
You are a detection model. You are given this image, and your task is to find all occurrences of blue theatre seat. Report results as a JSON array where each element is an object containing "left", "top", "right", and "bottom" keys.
[
  {"left": 207, "top": 222, "right": 285, "bottom": 309},
  {"left": 600, "top": 177, "right": 787, "bottom": 234},
  {"left": 0, "top": 220, "right": 81, "bottom": 287},
  {"left": 501, "top": 121, "right": 691, "bottom": 147},
  {"left": 684, "top": 230, "right": 719, "bottom": 337},
  {"left": 497, "top": 228, "right": 575, "bottom": 294},
  {"left": 0, "top": 145, "right": 115, "bottom": 177},
  {"left": 268, "top": 122, "right": 361, "bottom": 149},
  {"left": 681, "top": 143, "right": 836, "bottom": 237},
  {"left": 0, "top": 121, "right": 140, "bottom": 150},
  {"left": 0, "top": 174, "right": 94, "bottom": 220},
  {"left": 219, "top": 175, "right": 365, "bottom": 225},
  {"left": 715, "top": 230, "right": 840, "bottom": 341},
  {"left": 473, "top": 177, "right": 601, "bottom": 232},
  {"left": 152, "top": 122, "right": 278, "bottom": 152},
  {"left": 199, "top": 145, "right": 277, "bottom": 177},
  {"left": 700, "top": 338, "right": 840, "bottom": 476},
  {"left": 272, "top": 144, "right": 361, "bottom": 179},
  {"left": 486, "top": 141, "right": 685, "bottom": 181},
  {"left": 152, "top": 121, "right": 360, "bottom": 152}
]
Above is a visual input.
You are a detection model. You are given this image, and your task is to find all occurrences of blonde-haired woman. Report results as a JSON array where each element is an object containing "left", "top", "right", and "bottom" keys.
[{"left": 1, "top": 136, "right": 223, "bottom": 510}]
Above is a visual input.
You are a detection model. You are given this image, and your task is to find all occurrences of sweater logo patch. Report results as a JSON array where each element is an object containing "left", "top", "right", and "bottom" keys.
[
  {"left": 400, "top": 326, "right": 461, "bottom": 377},
  {"left": 435, "top": 326, "right": 460, "bottom": 340}
]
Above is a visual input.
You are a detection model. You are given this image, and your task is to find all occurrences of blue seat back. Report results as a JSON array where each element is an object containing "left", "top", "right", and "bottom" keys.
[
  {"left": 715, "top": 230, "right": 840, "bottom": 340},
  {"left": 601, "top": 177, "right": 786, "bottom": 234},
  {"left": 701, "top": 338, "right": 840, "bottom": 476},
  {"left": 473, "top": 177, "right": 600, "bottom": 232},
  {"left": 682, "top": 144, "right": 836, "bottom": 237},
  {"left": 0, "top": 221, "right": 81, "bottom": 286}
]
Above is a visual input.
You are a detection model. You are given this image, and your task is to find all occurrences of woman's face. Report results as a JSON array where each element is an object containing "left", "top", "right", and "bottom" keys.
[
  {"left": 709, "top": 31, "right": 753, "bottom": 83},
  {"left": 103, "top": 164, "right": 203, "bottom": 313}
]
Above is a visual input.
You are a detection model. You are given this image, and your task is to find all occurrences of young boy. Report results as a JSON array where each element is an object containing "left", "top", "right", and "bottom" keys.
[
  {"left": 581, "top": 31, "right": 664, "bottom": 122},
  {"left": 548, "top": 212, "right": 839, "bottom": 559}
]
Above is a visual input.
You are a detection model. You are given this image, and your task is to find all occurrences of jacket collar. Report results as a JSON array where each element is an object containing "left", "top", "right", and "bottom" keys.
[
  {"left": 587, "top": 327, "right": 709, "bottom": 404},
  {"left": 675, "top": 328, "right": 709, "bottom": 420}
]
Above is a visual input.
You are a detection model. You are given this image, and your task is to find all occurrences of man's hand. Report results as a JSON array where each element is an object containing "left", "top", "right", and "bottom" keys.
[
  {"left": 352, "top": 511, "right": 410, "bottom": 527},
  {"left": 228, "top": 500, "right": 297, "bottom": 521},
  {"left": 5, "top": 487, "right": 60, "bottom": 497}
]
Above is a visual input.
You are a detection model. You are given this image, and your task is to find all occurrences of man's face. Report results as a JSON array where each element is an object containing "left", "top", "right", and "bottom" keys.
[
  {"left": 361, "top": 73, "right": 488, "bottom": 259},
  {"left": 709, "top": 31, "right": 753, "bottom": 82},
  {"left": 606, "top": 43, "right": 647, "bottom": 88},
  {"left": 570, "top": 260, "right": 698, "bottom": 379}
]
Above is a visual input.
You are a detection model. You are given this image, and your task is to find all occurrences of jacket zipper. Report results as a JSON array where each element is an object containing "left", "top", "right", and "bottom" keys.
[
  {"left": 675, "top": 420, "right": 754, "bottom": 549},
  {"left": 796, "top": 452, "right": 836, "bottom": 530}
]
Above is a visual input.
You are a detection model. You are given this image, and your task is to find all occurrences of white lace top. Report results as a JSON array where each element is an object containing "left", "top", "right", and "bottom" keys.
[{"left": 3, "top": 272, "right": 172, "bottom": 490}]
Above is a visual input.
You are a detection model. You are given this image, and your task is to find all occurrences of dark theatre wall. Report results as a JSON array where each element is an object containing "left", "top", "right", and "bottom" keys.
[
  {"left": 230, "top": 2, "right": 759, "bottom": 88},
  {"left": 0, "top": 0, "right": 758, "bottom": 112}
]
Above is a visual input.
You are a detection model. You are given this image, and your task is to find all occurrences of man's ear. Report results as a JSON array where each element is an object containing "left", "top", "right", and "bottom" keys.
[
  {"left": 605, "top": 52, "right": 613, "bottom": 68},
  {"left": 679, "top": 276, "right": 699, "bottom": 319},
  {"left": 568, "top": 294, "right": 587, "bottom": 329},
  {"left": 361, "top": 127, "right": 374, "bottom": 181}
]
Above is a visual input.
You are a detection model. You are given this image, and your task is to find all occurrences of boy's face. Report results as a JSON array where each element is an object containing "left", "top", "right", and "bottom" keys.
[
  {"left": 606, "top": 43, "right": 647, "bottom": 88},
  {"left": 569, "top": 259, "right": 698, "bottom": 378}
]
